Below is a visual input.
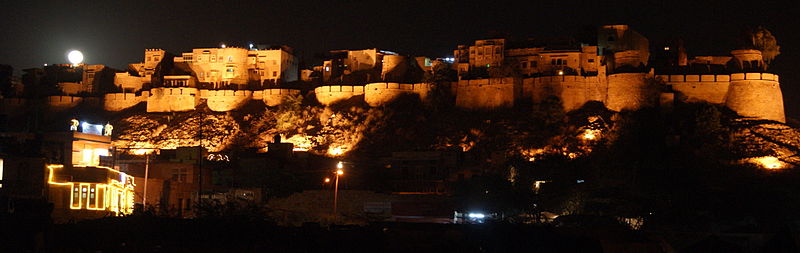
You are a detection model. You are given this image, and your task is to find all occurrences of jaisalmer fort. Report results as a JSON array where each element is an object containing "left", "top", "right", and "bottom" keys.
[
  {"left": 16, "top": 25, "right": 782, "bottom": 121},
  {"left": 0, "top": 24, "right": 793, "bottom": 223}
]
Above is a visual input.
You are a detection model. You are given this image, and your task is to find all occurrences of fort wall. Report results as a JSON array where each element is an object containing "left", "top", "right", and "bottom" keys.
[
  {"left": 605, "top": 73, "right": 654, "bottom": 111},
  {"left": 364, "top": 82, "right": 432, "bottom": 106},
  {"left": 204, "top": 90, "right": 252, "bottom": 112},
  {"left": 314, "top": 86, "right": 365, "bottom": 106},
  {"left": 657, "top": 74, "right": 730, "bottom": 104},
  {"left": 146, "top": 87, "right": 198, "bottom": 112},
  {"left": 103, "top": 93, "right": 146, "bottom": 111},
  {"left": 726, "top": 73, "right": 784, "bottom": 122},
  {"left": 529, "top": 76, "right": 603, "bottom": 111},
  {"left": 454, "top": 78, "right": 515, "bottom": 109},
  {"left": 47, "top": 96, "right": 84, "bottom": 109},
  {"left": 261, "top": 89, "right": 301, "bottom": 106},
  {"left": 0, "top": 98, "right": 26, "bottom": 114}
]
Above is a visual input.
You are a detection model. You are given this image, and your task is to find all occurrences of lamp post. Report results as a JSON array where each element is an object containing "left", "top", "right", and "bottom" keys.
[{"left": 333, "top": 161, "right": 344, "bottom": 219}]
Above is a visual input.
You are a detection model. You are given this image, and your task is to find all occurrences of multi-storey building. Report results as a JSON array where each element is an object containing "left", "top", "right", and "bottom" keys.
[{"left": 173, "top": 45, "right": 298, "bottom": 89}]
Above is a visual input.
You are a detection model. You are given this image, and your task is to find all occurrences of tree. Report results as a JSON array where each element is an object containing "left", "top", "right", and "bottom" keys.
[{"left": 748, "top": 26, "right": 781, "bottom": 64}]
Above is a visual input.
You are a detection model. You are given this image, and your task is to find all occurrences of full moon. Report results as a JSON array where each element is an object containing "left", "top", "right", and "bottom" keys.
[{"left": 67, "top": 50, "right": 84, "bottom": 65}]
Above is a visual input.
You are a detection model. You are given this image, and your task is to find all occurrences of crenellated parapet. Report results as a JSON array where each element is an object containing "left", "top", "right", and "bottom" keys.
[
  {"left": 259, "top": 89, "right": 301, "bottom": 106},
  {"left": 104, "top": 92, "right": 147, "bottom": 111},
  {"left": 364, "top": 82, "right": 432, "bottom": 106},
  {"left": 314, "top": 85, "right": 365, "bottom": 106},
  {"left": 203, "top": 90, "right": 253, "bottom": 112},
  {"left": 454, "top": 78, "right": 516, "bottom": 109},
  {"left": 146, "top": 87, "right": 199, "bottom": 112},
  {"left": 726, "top": 73, "right": 784, "bottom": 122}
]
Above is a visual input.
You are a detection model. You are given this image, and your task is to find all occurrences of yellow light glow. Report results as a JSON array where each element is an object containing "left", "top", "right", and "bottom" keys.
[
  {"left": 47, "top": 164, "right": 135, "bottom": 215},
  {"left": 324, "top": 177, "right": 331, "bottom": 183},
  {"left": 581, "top": 129, "right": 599, "bottom": 141},
  {"left": 132, "top": 149, "right": 153, "bottom": 155},
  {"left": 336, "top": 169, "right": 344, "bottom": 175},
  {"left": 328, "top": 146, "right": 345, "bottom": 156},
  {"left": 337, "top": 161, "right": 344, "bottom": 169},
  {"left": 752, "top": 156, "right": 784, "bottom": 170}
]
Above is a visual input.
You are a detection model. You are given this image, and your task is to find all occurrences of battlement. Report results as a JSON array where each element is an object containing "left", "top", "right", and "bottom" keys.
[
  {"left": 314, "top": 85, "right": 366, "bottom": 106},
  {"left": 364, "top": 82, "right": 433, "bottom": 106},
  {"left": 204, "top": 90, "right": 253, "bottom": 112},
  {"left": 146, "top": 87, "right": 199, "bottom": 112},
  {"left": 731, "top": 73, "right": 779, "bottom": 82},
  {"left": 260, "top": 89, "right": 301, "bottom": 106},
  {"left": 455, "top": 78, "right": 515, "bottom": 109},
  {"left": 104, "top": 92, "right": 146, "bottom": 111},
  {"left": 145, "top": 48, "right": 164, "bottom": 52}
]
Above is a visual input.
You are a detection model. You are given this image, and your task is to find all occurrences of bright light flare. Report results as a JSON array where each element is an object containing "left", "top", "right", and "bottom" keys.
[
  {"left": 752, "top": 156, "right": 784, "bottom": 170},
  {"left": 337, "top": 161, "right": 344, "bottom": 169},
  {"left": 67, "top": 50, "right": 84, "bottom": 65},
  {"left": 336, "top": 169, "right": 344, "bottom": 175},
  {"left": 468, "top": 213, "right": 485, "bottom": 219}
]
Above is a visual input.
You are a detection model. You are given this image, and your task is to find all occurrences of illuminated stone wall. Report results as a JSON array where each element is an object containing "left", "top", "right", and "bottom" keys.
[
  {"left": 47, "top": 96, "right": 83, "bottom": 108},
  {"left": 454, "top": 78, "right": 515, "bottom": 109},
  {"left": 146, "top": 87, "right": 198, "bottom": 112},
  {"left": 314, "top": 85, "right": 365, "bottom": 106},
  {"left": 605, "top": 73, "right": 655, "bottom": 111},
  {"left": 529, "top": 76, "right": 604, "bottom": 111},
  {"left": 657, "top": 74, "right": 730, "bottom": 104},
  {"left": 364, "top": 82, "right": 432, "bottom": 106},
  {"left": 726, "top": 73, "right": 784, "bottom": 122},
  {"left": 260, "top": 89, "right": 301, "bottom": 106},
  {"left": 103, "top": 92, "right": 146, "bottom": 111},
  {"left": 202, "top": 90, "right": 252, "bottom": 112}
]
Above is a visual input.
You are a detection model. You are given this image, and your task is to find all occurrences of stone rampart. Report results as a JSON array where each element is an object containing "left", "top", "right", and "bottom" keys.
[
  {"left": 726, "top": 73, "right": 784, "bottom": 122},
  {"left": 204, "top": 90, "right": 252, "bottom": 112},
  {"left": 454, "top": 78, "right": 515, "bottom": 109},
  {"left": 146, "top": 87, "right": 199, "bottom": 112},
  {"left": 0, "top": 98, "right": 26, "bottom": 113},
  {"left": 314, "top": 85, "right": 365, "bottom": 106},
  {"left": 364, "top": 82, "right": 432, "bottom": 106},
  {"left": 605, "top": 73, "right": 654, "bottom": 111},
  {"left": 528, "top": 76, "right": 603, "bottom": 111},
  {"left": 103, "top": 93, "right": 146, "bottom": 111},
  {"left": 657, "top": 74, "right": 730, "bottom": 104},
  {"left": 47, "top": 96, "right": 83, "bottom": 109},
  {"left": 262, "top": 89, "right": 301, "bottom": 106}
]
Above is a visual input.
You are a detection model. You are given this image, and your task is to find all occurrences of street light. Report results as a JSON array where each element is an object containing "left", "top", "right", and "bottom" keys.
[{"left": 333, "top": 161, "right": 344, "bottom": 219}]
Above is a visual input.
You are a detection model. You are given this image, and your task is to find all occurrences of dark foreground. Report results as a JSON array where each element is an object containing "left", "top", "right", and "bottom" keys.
[{"left": 3, "top": 216, "right": 800, "bottom": 252}]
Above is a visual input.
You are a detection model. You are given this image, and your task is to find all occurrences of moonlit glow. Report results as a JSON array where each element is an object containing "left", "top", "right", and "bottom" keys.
[{"left": 67, "top": 50, "right": 84, "bottom": 65}]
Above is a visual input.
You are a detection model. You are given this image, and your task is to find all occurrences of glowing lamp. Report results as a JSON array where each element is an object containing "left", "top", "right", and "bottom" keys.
[
  {"left": 336, "top": 169, "right": 344, "bottom": 175},
  {"left": 558, "top": 70, "right": 564, "bottom": 75},
  {"left": 468, "top": 213, "right": 485, "bottom": 219},
  {"left": 337, "top": 161, "right": 344, "bottom": 169},
  {"left": 324, "top": 177, "right": 331, "bottom": 183},
  {"left": 67, "top": 50, "right": 84, "bottom": 65}
]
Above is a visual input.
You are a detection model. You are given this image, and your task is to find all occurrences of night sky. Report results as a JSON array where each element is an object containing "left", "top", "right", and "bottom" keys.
[{"left": 1, "top": 0, "right": 798, "bottom": 117}]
